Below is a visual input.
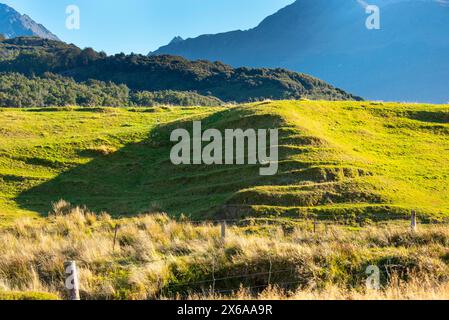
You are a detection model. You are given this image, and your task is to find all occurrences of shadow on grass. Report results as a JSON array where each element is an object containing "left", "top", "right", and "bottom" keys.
[{"left": 15, "top": 107, "right": 294, "bottom": 219}]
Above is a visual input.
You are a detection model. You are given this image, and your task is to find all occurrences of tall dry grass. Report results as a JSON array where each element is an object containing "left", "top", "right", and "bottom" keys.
[{"left": 1, "top": 200, "right": 449, "bottom": 300}]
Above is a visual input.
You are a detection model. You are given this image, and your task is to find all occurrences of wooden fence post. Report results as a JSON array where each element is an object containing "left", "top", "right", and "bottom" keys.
[
  {"left": 268, "top": 258, "right": 272, "bottom": 286},
  {"left": 211, "top": 259, "right": 216, "bottom": 296},
  {"left": 221, "top": 221, "right": 226, "bottom": 242},
  {"left": 113, "top": 224, "right": 120, "bottom": 252},
  {"left": 411, "top": 210, "right": 417, "bottom": 232},
  {"left": 65, "top": 261, "right": 80, "bottom": 300}
]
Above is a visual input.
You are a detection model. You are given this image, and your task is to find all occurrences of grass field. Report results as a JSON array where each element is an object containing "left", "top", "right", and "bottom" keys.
[
  {"left": 0, "top": 105, "right": 219, "bottom": 224},
  {"left": 0, "top": 100, "right": 448, "bottom": 225},
  {"left": 1, "top": 100, "right": 449, "bottom": 299},
  {"left": 2, "top": 206, "right": 449, "bottom": 300}
]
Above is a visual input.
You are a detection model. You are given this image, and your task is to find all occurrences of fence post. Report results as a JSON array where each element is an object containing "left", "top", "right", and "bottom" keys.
[
  {"left": 212, "top": 259, "right": 216, "bottom": 296},
  {"left": 113, "top": 224, "right": 120, "bottom": 252},
  {"left": 268, "top": 258, "right": 272, "bottom": 286},
  {"left": 411, "top": 210, "right": 417, "bottom": 232},
  {"left": 221, "top": 221, "right": 226, "bottom": 242},
  {"left": 313, "top": 220, "right": 317, "bottom": 234},
  {"left": 65, "top": 261, "right": 80, "bottom": 300}
]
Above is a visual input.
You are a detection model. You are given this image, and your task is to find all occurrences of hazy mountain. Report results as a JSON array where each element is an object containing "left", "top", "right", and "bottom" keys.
[
  {"left": 153, "top": 0, "right": 449, "bottom": 103},
  {"left": 0, "top": 3, "right": 59, "bottom": 40}
]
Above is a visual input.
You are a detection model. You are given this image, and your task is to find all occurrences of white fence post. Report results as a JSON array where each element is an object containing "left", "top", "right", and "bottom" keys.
[{"left": 65, "top": 261, "right": 80, "bottom": 300}]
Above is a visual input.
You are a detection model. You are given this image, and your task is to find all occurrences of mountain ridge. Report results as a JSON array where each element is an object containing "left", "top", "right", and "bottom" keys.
[{"left": 153, "top": 0, "right": 449, "bottom": 103}]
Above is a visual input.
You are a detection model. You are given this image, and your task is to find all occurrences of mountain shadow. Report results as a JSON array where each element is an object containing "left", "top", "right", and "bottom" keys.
[{"left": 14, "top": 106, "right": 293, "bottom": 219}]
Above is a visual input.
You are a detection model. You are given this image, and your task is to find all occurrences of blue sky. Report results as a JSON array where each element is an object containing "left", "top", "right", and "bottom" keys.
[{"left": 3, "top": 0, "right": 294, "bottom": 54}]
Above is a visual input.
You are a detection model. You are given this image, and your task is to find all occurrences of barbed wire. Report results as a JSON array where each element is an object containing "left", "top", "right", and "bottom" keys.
[
  {"left": 164, "top": 263, "right": 405, "bottom": 296},
  {"left": 165, "top": 268, "right": 296, "bottom": 289},
  {"left": 108, "top": 217, "right": 449, "bottom": 267},
  {"left": 105, "top": 215, "right": 449, "bottom": 297},
  {"left": 213, "top": 279, "right": 304, "bottom": 295},
  {"left": 166, "top": 215, "right": 449, "bottom": 227}
]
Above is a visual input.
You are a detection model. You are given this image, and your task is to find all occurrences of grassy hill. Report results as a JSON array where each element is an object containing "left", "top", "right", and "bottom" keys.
[{"left": 1, "top": 100, "right": 449, "bottom": 225}]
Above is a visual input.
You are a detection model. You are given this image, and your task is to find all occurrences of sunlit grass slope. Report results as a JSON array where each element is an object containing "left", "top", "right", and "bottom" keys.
[
  {"left": 0, "top": 106, "right": 220, "bottom": 224},
  {"left": 1, "top": 100, "right": 449, "bottom": 224},
  {"left": 232, "top": 100, "right": 449, "bottom": 221}
]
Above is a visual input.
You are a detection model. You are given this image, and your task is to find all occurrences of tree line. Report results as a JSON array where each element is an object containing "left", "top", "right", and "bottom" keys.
[
  {"left": 0, "top": 73, "right": 223, "bottom": 108},
  {"left": 0, "top": 37, "right": 361, "bottom": 103}
]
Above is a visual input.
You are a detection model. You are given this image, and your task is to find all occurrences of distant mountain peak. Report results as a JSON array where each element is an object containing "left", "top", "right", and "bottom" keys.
[
  {"left": 0, "top": 2, "right": 59, "bottom": 40},
  {"left": 169, "top": 36, "right": 184, "bottom": 45}
]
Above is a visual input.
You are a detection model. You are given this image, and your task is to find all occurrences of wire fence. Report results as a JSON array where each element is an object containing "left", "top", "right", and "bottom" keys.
[
  {"left": 64, "top": 212, "right": 449, "bottom": 299},
  {"left": 154, "top": 216, "right": 449, "bottom": 241},
  {"left": 159, "top": 260, "right": 404, "bottom": 297},
  {"left": 107, "top": 213, "right": 449, "bottom": 267},
  {"left": 166, "top": 213, "right": 449, "bottom": 228}
]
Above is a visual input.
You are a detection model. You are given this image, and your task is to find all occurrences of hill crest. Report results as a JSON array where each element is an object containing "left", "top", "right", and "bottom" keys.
[{"left": 2, "top": 100, "right": 447, "bottom": 223}]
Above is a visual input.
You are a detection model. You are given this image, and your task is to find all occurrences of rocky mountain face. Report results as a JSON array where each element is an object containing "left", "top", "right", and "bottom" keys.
[{"left": 0, "top": 3, "right": 59, "bottom": 40}]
